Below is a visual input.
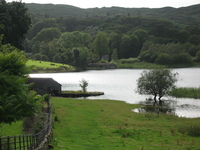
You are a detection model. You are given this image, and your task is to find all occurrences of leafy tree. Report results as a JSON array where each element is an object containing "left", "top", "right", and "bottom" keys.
[
  {"left": 111, "top": 48, "right": 118, "bottom": 62},
  {"left": 73, "top": 48, "right": 91, "bottom": 69},
  {"left": 134, "top": 29, "right": 148, "bottom": 49},
  {"left": 120, "top": 34, "right": 132, "bottom": 58},
  {"left": 188, "top": 35, "right": 200, "bottom": 45},
  {"left": 94, "top": 32, "right": 109, "bottom": 59},
  {"left": 27, "top": 18, "right": 58, "bottom": 40},
  {"left": 53, "top": 53, "right": 62, "bottom": 63},
  {"left": 0, "top": 0, "right": 31, "bottom": 49},
  {"left": 79, "top": 78, "right": 88, "bottom": 93},
  {"left": 32, "top": 27, "right": 61, "bottom": 43},
  {"left": 59, "top": 31, "right": 92, "bottom": 49},
  {"left": 137, "top": 68, "right": 178, "bottom": 102},
  {"left": 0, "top": 44, "right": 41, "bottom": 124},
  {"left": 32, "top": 53, "right": 49, "bottom": 61}
]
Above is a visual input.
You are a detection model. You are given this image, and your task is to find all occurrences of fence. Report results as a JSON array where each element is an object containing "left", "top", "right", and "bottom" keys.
[{"left": 0, "top": 99, "right": 52, "bottom": 150}]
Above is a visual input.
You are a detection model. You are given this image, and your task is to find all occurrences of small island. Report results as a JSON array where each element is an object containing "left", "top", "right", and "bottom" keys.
[{"left": 60, "top": 90, "right": 104, "bottom": 98}]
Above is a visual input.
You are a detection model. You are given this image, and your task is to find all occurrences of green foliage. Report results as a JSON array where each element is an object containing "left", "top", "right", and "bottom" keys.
[
  {"left": 0, "top": 0, "right": 31, "bottom": 48},
  {"left": 172, "top": 53, "right": 193, "bottom": 64},
  {"left": 32, "top": 27, "right": 61, "bottom": 43},
  {"left": 20, "top": 3, "right": 200, "bottom": 66},
  {"left": 79, "top": 79, "right": 88, "bottom": 93},
  {"left": 94, "top": 32, "right": 110, "bottom": 59},
  {"left": 137, "top": 68, "right": 178, "bottom": 101},
  {"left": 156, "top": 53, "right": 172, "bottom": 65},
  {"left": 0, "top": 44, "right": 42, "bottom": 124},
  {"left": 73, "top": 48, "right": 91, "bottom": 69},
  {"left": 59, "top": 31, "right": 92, "bottom": 49}
]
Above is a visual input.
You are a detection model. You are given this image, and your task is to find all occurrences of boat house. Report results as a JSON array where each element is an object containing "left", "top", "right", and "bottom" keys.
[{"left": 27, "top": 78, "right": 62, "bottom": 95}]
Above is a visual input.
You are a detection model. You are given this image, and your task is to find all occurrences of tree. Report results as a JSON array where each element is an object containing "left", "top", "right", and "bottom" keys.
[
  {"left": 137, "top": 68, "right": 178, "bottom": 103},
  {"left": 79, "top": 78, "right": 88, "bottom": 93},
  {"left": 0, "top": 0, "right": 31, "bottom": 49},
  {"left": 0, "top": 43, "right": 42, "bottom": 124},
  {"left": 59, "top": 31, "right": 92, "bottom": 49},
  {"left": 94, "top": 32, "right": 109, "bottom": 59},
  {"left": 32, "top": 27, "right": 61, "bottom": 43}
]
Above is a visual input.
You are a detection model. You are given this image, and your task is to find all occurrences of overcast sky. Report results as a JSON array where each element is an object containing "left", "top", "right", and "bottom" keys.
[{"left": 6, "top": 0, "right": 200, "bottom": 8}]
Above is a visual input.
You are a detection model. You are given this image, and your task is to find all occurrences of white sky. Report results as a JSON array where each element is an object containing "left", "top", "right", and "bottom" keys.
[{"left": 6, "top": 0, "right": 200, "bottom": 8}]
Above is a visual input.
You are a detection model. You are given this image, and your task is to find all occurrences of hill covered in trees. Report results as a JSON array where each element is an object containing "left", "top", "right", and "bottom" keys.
[
  {"left": 26, "top": 3, "right": 200, "bottom": 26},
  {"left": 23, "top": 3, "right": 200, "bottom": 69}
]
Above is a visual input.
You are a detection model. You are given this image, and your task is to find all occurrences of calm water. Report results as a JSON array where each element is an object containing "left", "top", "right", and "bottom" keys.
[{"left": 30, "top": 68, "right": 200, "bottom": 118}]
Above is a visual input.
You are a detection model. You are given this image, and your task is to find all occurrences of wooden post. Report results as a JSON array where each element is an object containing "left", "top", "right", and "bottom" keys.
[
  {"left": 19, "top": 136, "right": 21, "bottom": 150},
  {"left": 14, "top": 137, "right": 17, "bottom": 150},
  {"left": 7, "top": 136, "right": 9, "bottom": 150},
  {"left": 23, "top": 136, "right": 25, "bottom": 150},
  {"left": 0, "top": 137, "right": 2, "bottom": 150}
]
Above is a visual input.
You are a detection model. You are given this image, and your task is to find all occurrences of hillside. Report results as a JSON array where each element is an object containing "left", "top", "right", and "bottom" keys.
[{"left": 26, "top": 3, "right": 200, "bottom": 26}]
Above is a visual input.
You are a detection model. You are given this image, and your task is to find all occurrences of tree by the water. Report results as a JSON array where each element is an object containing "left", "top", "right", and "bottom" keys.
[{"left": 137, "top": 68, "right": 178, "bottom": 103}]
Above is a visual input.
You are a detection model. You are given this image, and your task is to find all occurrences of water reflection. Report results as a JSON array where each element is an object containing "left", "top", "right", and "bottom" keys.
[{"left": 133, "top": 98, "right": 176, "bottom": 115}]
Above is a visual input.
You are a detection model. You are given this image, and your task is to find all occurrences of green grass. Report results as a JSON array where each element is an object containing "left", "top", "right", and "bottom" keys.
[
  {"left": 0, "top": 121, "right": 23, "bottom": 136},
  {"left": 170, "top": 87, "right": 200, "bottom": 99},
  {"left": 27, "top": 60, "right": 75, "bottom": 72},
  {"left": 51, "top": 97, "right": 200, "bottom": 150},
  {"left": 117, "top": 62, "right": 166, "bottom": 69}
]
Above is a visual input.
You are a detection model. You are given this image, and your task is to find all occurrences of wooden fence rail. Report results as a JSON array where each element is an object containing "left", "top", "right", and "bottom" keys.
[{"left": 0, "top": 100, "right": 52, "bottom": 150}]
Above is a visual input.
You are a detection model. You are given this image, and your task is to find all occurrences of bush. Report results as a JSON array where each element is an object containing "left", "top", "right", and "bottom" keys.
[
  {"left": 172, "top": 53, "right": 193, "bottom": 64},
  {"left": 139, "top": 51, "right": 158, "bottom": 63},
  {"left": 155, "top": 53, "right": 172, "bottom": 65}
]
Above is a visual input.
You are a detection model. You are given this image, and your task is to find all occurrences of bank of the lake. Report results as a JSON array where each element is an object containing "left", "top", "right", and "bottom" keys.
[{"left": 51, "top": 97, "right": 200, "bottom": 150}]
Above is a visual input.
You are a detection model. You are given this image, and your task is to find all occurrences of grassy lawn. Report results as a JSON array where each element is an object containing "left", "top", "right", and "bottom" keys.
[
  {"left": 51, "top": 97, "right": 200, "bottom": 150},
  {"left": 27, "top": 60, "right": 75, "bottom": 72},
  {"left": 117, "top": 62, "right": 166, "bottom": 69},
  {"left": 0, "top": 121, "right": 23, "bottom": 136}
]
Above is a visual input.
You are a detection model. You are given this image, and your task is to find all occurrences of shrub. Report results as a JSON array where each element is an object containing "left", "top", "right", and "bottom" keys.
[{"left": 155, "top": 53, "right": 172, "bottom": 65}]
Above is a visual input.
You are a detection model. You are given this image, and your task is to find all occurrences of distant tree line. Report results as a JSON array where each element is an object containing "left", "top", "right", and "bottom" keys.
[
  {"left": 23, "top": 14, "right": 200, "bottom": 69},
  {"left": 2, "top": 1, "right": 200, "bottom": 69}
]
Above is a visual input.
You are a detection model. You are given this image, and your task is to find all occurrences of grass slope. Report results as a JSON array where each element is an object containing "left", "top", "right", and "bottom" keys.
[
  {"left": 51, "top": 97, "right": 200, "bottom": 150},
  {"left": 27, "top": 60, "right": 75, "bottom": 73}
]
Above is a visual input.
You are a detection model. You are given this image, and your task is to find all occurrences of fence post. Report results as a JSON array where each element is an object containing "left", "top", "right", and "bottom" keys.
[
  {"left": 0, "top": 137, "right": 2, "bottom": 150},
  {"left": 19, "top": 136, "right": 21, "bottom": 150},
  {"left": 7, "top": 136, "right": 9, "bottom": 150},
  {"left": 14, "top": 137, "right": 16, "bottom": 150}
]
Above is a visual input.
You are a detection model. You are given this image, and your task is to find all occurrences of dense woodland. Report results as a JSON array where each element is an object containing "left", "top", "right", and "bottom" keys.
[{"left": 2, "top": 2, "right": 200, "bottom": 69}]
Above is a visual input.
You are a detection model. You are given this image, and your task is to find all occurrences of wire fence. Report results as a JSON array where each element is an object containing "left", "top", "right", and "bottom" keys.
[{"left": 0, "top": 99, "right": 52, "bottom": 150}]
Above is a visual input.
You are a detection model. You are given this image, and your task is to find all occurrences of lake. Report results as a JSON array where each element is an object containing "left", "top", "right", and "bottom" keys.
[{"left": 30, "top": 68, "right": 200, "bottom": 118}]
